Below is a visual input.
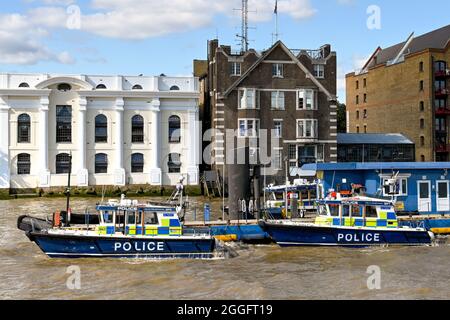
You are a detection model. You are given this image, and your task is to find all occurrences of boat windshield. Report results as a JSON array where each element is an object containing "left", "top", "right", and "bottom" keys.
[
  {"left": 342, "top": 205, "right": 351, "bottom": 217},
  {"left": 143, "top": 212, "right": 159, "bottom": 225},
  {"left": 103, "top": 211, "right": 113, "bottom": 224},
  {"left": 329, "top": 204, "right": 339, "bottom": 217},
  {"left": 366, "top": 205, "right": 378, "bottom": 218}
]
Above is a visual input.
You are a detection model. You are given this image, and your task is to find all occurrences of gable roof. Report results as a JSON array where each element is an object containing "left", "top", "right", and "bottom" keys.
[
  {"left": 222, "top": 41, "right": 335, "bottom": 100},
  {"left": 370, "top": 24, "right": 450, "bottom": 67}
]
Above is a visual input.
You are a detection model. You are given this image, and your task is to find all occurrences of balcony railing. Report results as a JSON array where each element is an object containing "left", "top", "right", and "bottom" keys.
[
  {"left": 435, "top": 108, "right": 450, "bottom": 115},
  {"left": 436, "top": 144, "right": 450, "bottom": 153},
  {"left": 435, "top": 69, "right": 450, "bottom": 78},
  {"left": 435, "top": 88, "right": 449, "bottom": 97}
]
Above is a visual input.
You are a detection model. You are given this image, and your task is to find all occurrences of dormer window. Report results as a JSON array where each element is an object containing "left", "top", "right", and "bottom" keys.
[
  {"left": 313, "top": 64, "right": 325, "bottom": 79},
  {"left": 18, "top": 82, "right": 30, "bottom": 88},
  {"left": 132, "top": 84, "right": 143, "bottom": 90},
  {"left": 96, "top": 84, "right": 107, "bottom": 89},
  {"left": 272, "top": 63, "right": 283, "bottom": 78},
  {"left": 57, "top": 83, "right": 72, "bottom": 92},
  {"left": 230, "top": 62, "right": 241, "bottom": 76}
]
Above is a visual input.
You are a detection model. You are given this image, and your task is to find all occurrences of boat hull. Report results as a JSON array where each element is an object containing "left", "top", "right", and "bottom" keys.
[
  {"left": 28, "top": 232, "right": 216, "bottom": 259},
  {"left": 259, "top": 221, "right": 432, "bottom": 247}
]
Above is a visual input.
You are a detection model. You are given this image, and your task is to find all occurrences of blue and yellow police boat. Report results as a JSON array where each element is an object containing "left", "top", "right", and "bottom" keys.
[
  {"left": 260, "top": 193, "right": 434, "bottom": 247},
  {"left": 17, "top": 196, "right": 219, "bottom": 259}
]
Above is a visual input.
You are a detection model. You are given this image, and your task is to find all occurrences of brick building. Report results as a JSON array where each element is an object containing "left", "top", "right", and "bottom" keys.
[
  {"left": 195, "top": 39, "right": 337, "bottom": 184},
  {"left": 346, "top": 24, "right": 450, "bottom": 162}
]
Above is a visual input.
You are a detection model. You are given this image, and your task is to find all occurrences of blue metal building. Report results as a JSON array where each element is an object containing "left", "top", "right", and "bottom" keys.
[{"left": 301, "top": 162, "right": 450, "bottom": 214}]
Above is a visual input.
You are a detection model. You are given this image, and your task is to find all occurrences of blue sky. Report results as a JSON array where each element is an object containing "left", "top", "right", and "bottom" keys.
[{"left": 1, "top": 0, "right": 449, "bottom": 101}]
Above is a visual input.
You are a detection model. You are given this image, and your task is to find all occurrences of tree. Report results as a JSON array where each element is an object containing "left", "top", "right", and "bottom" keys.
[{"left": 337, "top": 102, "right": 347, "bottom": 133}]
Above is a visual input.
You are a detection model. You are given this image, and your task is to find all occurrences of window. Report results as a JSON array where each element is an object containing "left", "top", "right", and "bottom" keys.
[
  {"left": 363, "top": 78, "right": 367, "bottom": 88},
  {"left": 238, "top": 89, "right": 258, "bottom": 109},
  {"left": 95, "top": 153, "right": 108, "bottom": 174},
  {"left": 19, "top": 82, "right": 30, "bottom": 88},
  {"left": 298, "top": 145, "right": 317, "bottom": 164},
  {"left": 297, "top": 119, "right": 318, "bottom": 138},
  {"left": 435, "top": 99, "right": 447, "bottom": 110},
  {"left": 271, "top": 91, "right": 285, "bottom": 110},
  {"left": 435, "top": 79, "right": 446, "bottom": 90},
  {"left": 168, "top": 153, "right": 181, "bottom": 173},
  {"left": 131, "top": 153, "right": 144, "bottom": 173},
  {"left": 132, "top": 84, "right": 143, "bottom": 90},
  {"left": 272, "top": 63, "right": 283, "bottom": 77},
  {"left": 356, "top": 95, "right": 359, "bottom": 104},
  {"left": 356, "top": 126, "right": 360, "bottom": 133},
  {"left": 230, "top": 62, "right": 241, "bottom": 76},
  {"left": 382, "top": 178, "right": 408, "bottom": 196},
  {"left": 57, "top": 83, "right": 72, "bottom": 92},
  {"left": 356, "top": 81, "right": 359, "bottom": 90},
  {"left": 17, "top": 153, "right": 30, "bottom": 175},
  {"left": 420, "top": 136, "right": 425, "bottom": 146},
  {"left": 364, "top": 125, "right": 367, "bottom": 134},
  {"left": 17, "top": 114, "right": 31, "bottom": 143},
  {"left": 238, "top": 119, "right": 260, "bottom": 137},
  {"left": 363, "top": 109, "right": 367, "bottom": 119},
  {"left": 420, "top": 101, "right": 424, "bottom": 112},
  {"left": 420, "top": 118, "right": 425, "bottom": 129},
  {"left": 297, "top": 90, "right": 316, "bottom": 110},
  {"left": 313, "top": 64, "right": 325, "bottom": 78},
  {"left": 419, "top": 61, "right": 424, "bottom": 72},
  {"left": 434, "top": 61, "right": 446, "bottom": 72},
  {"left": 363, "top": 94, "right": 367, "bottom": 103},
  {"left": 131, "top": 115, "right": 144, "bottom": 143},
  {"left": 419, "top": 80, "right": 424, "bottom": 91},
  {"left": 55, "top": 153, "right": 71, "bottom": 174},
  {"left": 272, "top": 149, "right": 282, "bottom": 170},
  {"left": 421, "top": 155, "right": 425, "bottom": 162},
  {"left": 168, "top": 115, "right": 181, "bottom": 143},
  {"left": 366, "top": 206, "right": 378, "bottom": 218},
  {"left": 356, "top": 110, "right": 360, "bottom": 120},
  {"left": 95, "top": 115, "right": 108, "bottom": 143},
  {"left": 56, "top": 105, "right": 72, "bottom": 143},
  {"left": 96, "top": 84, "right": 107, "bottom": 89},
  {"left": 317, "top": 145, "right": 324, "bottom": 162},
  {"left": 170, "top": 85, "right": 180, "bottom": 91},
  {"left": 273, "top": 120, "right": 283, "bottom": 138}
]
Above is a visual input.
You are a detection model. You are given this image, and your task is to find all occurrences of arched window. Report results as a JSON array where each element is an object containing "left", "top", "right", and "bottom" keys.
[
  {"left": 96, "top": 84, "right": 107, "bottom": 89},
  {"left": 19, "top": 82, "right": 30, "bottom": 88},
  {"left": 420, "top": 119, "right": 425, "bottom": 129},
  {"left": 170, "top": 85, "right": 180, "bottom": 91},
  {"left": 95, "top": 153, "right": 108, "bottom": 174},
  {"left": 168, "top": 115, "right": 181, "bottom": 143},
  {"left": 420, "top": 136, "right": 425, "bottom": 147},
  {"left": 356, "top": 110, "right": 360, "bottom": 120},
  {"left": 95, "top": 114, "right": 108, "bottom": 143},
  {"left": 56, "top": 153, "right": 71, "bottom": 174},
  {"left": 168, "top": 153, "right": 181, "bottom": 173},
  {"left": 131, "top": 153, "right": 144, "bottom": 173},
  {"left": 17, "top": 113, "right": 31, "bottom": 143},
  {"left": 57, "top": 83, "right": 72, "bottom": 92},
  {"left": 17, "top": 153, "right": 31, "bottom": 175},
  {"left": 132, "top": 84, "right": 143, "bottom": 90},
  {"left": 131, "top": 115, "right": 144, "bottom": 143}
]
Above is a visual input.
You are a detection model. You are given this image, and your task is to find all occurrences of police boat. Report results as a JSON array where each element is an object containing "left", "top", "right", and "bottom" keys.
[
  {"left": 259, "top": 192, "right": 434, "bottom": 247},
  {"left": 17, "top": 196, "right": 219, "bottom": 259}
]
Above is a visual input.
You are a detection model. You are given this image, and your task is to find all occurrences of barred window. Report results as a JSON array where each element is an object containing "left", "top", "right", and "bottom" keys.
[
  {"left": 56, "top": 153, "right": 71, "bottom": 174},
  {"left": 169, "top": 115, "right": 181, "bottom": 143},
  {"left": 56, "top": 105, "right": 72, "bottom": 143},
  {"left": 131, "top": 115, "right": 144, "bottom": 143},
  {"left": 131, "top": 153, "right": 144, "bottom": 173},
  {"left": 95, "top": 114, "right": 108, "bottom": 143},
  {"left": 17, "top": 153, "right": 31, "bottom": 175},
  {"left": 95, "top": 153, "right": 108, "bottom": 174},
  {"left": 168, "top": 153, "right": 181, "bottom": 173},
  {"left": 17, "top": 113, "right": 31, "bottom": 143}
]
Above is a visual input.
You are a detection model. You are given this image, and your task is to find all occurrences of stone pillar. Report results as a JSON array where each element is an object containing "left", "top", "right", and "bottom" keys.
[
  {"left": 0, "top": 96, "right": 10, "bottom": 189},
  {"left": 39, "top": 97, "right": 50, "bottom": 187},
  {"left": 186, "top": 107, "right": 199, "bottom": 185},
  {"left": 114, "top": 97, "right": 125, "bottom": 186},
  {"left": 149, "top": 99, "right": 162, "bottom": 185},
  {"left": 77, "top": 97, "right": 88, "bottom": 186}
]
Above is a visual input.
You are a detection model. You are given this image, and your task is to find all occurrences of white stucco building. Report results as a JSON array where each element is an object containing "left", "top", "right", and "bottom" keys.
[{"left": 0, "top": 73, "right": 200, "bottom": 189}]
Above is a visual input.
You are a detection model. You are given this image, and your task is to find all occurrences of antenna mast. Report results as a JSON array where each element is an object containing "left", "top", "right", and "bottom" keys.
[{"left": 236, "top": 0, "right": 249, "bottom": 52}]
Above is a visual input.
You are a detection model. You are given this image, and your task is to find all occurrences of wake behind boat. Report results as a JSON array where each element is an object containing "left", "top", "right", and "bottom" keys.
[
  {"left": 260, "top": 192, "right": 434, "bottom": 247},
  {"left": 18, "top": 196, "right": 222, "bottom": 259}
]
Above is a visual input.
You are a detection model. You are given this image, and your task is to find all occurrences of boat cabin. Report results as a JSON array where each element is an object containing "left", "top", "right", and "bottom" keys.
[
  {"left": 315, "top": 195, "right": 399, "bottom": 229},
  {"left": 95, "top": 199, "right": 183, "bottom": 237}
]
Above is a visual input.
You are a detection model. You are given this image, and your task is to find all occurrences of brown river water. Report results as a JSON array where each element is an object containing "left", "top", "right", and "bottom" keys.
[{"left": 1, "top": 197, "right": 450, "bottom": 300}]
